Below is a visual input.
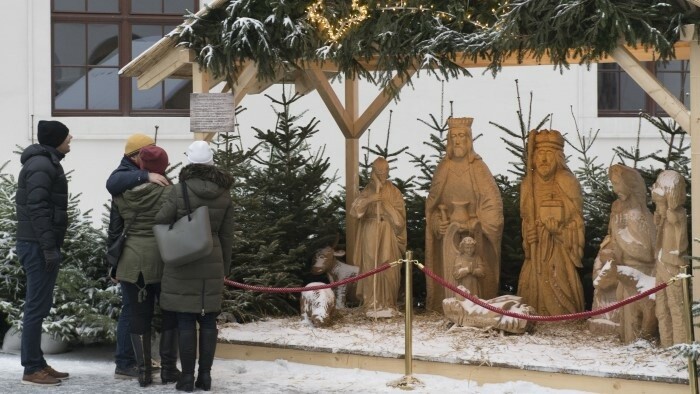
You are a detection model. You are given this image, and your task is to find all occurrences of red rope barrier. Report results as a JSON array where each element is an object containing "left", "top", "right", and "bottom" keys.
[
  {"left": 224, "top": 262, "right": 395, "bottom": 293},
  {"left": 420, "top": 264, "right": 669, "bottom": 322}
]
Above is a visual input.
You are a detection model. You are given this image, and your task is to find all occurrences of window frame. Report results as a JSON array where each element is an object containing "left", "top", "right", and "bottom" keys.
[
  {"left": 597, "top": 60, "right": 689, "bottom": 118},
  {"left": 51, "top": 0, "right": 197, "bottom": 117}
]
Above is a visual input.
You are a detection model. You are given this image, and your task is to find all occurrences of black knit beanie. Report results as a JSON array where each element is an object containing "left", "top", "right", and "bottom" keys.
[{"left": 37, "top": 120, "right": 69, "bottom": 148}]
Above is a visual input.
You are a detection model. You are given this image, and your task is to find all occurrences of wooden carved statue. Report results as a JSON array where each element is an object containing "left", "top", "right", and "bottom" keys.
[
  {"left": 588, "top": 235, "right": 621, "bottom": 335},
  {"left": 652, "top": 170, "right": 688, "bottom": 347},
  {"left": 443, "top": 286, "right": 534, "bottom": 334},
  {"left": 349, "top": 157, "right": 407, "bottom": 318},
  {"left": 602, "top": 164, "right": 657, "bottom": 344},
  {"left": 594, "top": 260, "right": 657, "bottom": 342},
  {"left": 517, "top": 129, "right": 585, "bottom": 316},
  {"left": 311, "top": 245, "right": 359, "bottom": 309},
  {"left": 425, "top": 117, "right": 504, "bottom": 312},
  {"left": 301, "top": 283, "right": 336, "bottom": 327},
  {"left": 451, "top": 236, "right": 485, "bottom": 297}
]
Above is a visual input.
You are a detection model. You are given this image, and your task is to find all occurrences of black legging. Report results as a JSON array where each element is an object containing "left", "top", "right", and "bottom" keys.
[{"left": 121, "top": 275, "right": 177, "bottom": 334}]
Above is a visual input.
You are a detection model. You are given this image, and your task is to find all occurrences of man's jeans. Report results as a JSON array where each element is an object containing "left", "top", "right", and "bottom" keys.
[
  {"left": 114, "top": 283, "right": 135, "bottom": 369},
  {"left": 17, "top": 241, "right": 59, "bottom": 375}
]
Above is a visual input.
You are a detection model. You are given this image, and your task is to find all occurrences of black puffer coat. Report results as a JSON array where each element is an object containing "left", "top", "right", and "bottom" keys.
[
  {"left": 155, "top": 164, "right": 234, "bottom": 314},
  {"left": 15, "top": 144, "right": 68, "bottom": 252}
]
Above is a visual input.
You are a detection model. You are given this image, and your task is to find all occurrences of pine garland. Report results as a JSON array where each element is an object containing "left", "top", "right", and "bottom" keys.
[{"left": 171, "top": 0, "right": 699, "bottom": 91}]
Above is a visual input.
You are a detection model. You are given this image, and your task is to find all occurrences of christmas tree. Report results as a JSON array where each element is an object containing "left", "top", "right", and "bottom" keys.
[
  {"left": 219, "top": 90, "right": 342, "bottom": 322},
  {"left": 0, "top": 157, "right": 119, "bottom": 345}
]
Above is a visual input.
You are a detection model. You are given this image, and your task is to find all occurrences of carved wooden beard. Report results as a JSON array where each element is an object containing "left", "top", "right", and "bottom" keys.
[{"left": 452, "top": 146, "right": 467, "bottom": 158}]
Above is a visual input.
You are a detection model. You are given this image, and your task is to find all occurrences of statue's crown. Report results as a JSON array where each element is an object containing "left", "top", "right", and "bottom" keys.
[
  {"left": 534, "top": 129, "right": 564, "bottom": 149},
  {"left": 447, "top": 117, "right": 474, "bottom": 129}
]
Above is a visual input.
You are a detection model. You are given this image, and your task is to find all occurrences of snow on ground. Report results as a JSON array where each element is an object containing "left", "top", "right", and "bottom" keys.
[
  {"left": 219, "top": 309, "right": 688, "bottom": 382},
  {"left": 0, "top": 309, "right": 687, "bottom": 393},
  {"left": 0, "top": 345, "right": 593, "bottom": 393}
]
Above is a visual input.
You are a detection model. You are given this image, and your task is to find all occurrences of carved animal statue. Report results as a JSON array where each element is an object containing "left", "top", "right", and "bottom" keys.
[
  {"left": 595, "top": 261, "right": 657, "bottom": 344},
  {"left": 589, "top": 247, "right": 620, "bottom": 335},
  {"left": 311, "top": 246, "right": 359, "bottom": 309},
  {"left": 300, "top": 282, "right": 336, "bottom": 327}
]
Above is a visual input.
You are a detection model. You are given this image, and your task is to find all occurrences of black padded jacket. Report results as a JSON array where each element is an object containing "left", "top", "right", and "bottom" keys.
[{"left": 15, "top": 144, "right": 68, "bottom": 252}]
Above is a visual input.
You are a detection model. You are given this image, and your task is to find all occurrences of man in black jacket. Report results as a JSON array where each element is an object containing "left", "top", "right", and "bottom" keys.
[{"left": 15, "top": 120, "right": 72, "bottom": 386}]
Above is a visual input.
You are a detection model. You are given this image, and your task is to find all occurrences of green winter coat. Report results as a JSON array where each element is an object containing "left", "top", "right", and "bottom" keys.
[
  {"left": 115, "top": 183, "right": 173, "bottom": 284},
  {"left": 155, "top": 164, "right": 234, "bottom": 314}
]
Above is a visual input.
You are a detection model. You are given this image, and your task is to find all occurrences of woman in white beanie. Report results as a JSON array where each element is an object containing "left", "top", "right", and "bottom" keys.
[
  {"left": 185, "top": 141, "right": 214, "bottom": 165},
  {"left": 155, "top": 140, "right": 233, "bottom": 392}
]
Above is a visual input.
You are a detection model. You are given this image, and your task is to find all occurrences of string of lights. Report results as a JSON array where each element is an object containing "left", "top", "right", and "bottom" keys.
[
  {"left": 307, "top": 0, "right": 369, "bottom": 42},
  {"left": 306, "top": 0, "right": 510, "bottom": 41}
]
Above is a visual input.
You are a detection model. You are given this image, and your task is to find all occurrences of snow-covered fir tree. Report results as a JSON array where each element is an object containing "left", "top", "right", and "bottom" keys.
[
  {"left": 218, "top": 91, "right": 342, "bottom": 322},
  {"left": 0, "top": 161, "right": 22, "bottom": 338},
  {"left": 0, "top": 160, "right": 120, "bottom": 344}
]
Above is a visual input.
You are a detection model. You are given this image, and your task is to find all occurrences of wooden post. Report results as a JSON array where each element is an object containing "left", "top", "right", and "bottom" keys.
[
  {"left": 345, "top": 77, "right": 359, "bottom": 265},
  {"left": 192, "top": 63, "right": 214, "bottom": 142},
  {"left": 683, "top": 26, "right": 700, "bottom": 343},
  {"left": 683, "top": 267, "right": 699, "bottom": 394}
]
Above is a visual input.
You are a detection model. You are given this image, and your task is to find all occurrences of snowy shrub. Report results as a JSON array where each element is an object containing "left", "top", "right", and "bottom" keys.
[{"left": 0, "top": 160, "right": 120, "bottom": 344}]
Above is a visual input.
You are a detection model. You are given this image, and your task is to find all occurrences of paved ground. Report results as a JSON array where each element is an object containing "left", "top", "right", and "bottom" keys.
[{"left": 0, "top": 345, "right": 180, "bottom": 393}]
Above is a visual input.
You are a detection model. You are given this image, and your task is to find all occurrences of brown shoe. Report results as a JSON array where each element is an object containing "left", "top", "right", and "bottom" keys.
[
  {"left": 44, "top": 365, "right": 69, "bottom": 380},
  {"left": 21, "top": 370, "right": 61, "bottom": 386}
]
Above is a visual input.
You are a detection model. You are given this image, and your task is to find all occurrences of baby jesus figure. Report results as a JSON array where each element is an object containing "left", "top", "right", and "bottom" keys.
[{"left": 452, "top": 237, "right": 485, "bottom": 298}]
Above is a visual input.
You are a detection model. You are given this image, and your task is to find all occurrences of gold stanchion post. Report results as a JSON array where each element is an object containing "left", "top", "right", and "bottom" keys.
[
  {"left": 683, "top": 265, "right": 698, "bottom": 394},
  {"left": 405, "top": 250, "right": 414, "bottom": 376},
  {"left": 387, "top": 251, "right": 423, "bottom": 389}
]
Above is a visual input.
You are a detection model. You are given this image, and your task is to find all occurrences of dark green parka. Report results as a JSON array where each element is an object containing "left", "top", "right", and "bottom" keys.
[
  {"left": 155, "top": 164, "right": 234, "bottom": 314},
  {"left": 114, "top": 183, "right": 173, "bottom": 284}
]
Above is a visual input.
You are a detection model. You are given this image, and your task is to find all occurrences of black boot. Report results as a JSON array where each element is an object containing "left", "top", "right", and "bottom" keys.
[
  {"left": 160, "top": 329, "right": 181, "bottom": 384},
  {"left": 175, "top": 330, "right": 196, "bottom": 392},
  {"left": 195, "top": 329, "right": 218, "bottom": 391},
  {"left": 130, "top": 334, "right": 152, "bottom": 387}
]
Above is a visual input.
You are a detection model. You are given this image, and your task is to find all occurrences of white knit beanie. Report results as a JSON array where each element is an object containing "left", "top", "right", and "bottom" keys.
[{"left": 186, "top": 141, "right": 214, "bottom": 165}]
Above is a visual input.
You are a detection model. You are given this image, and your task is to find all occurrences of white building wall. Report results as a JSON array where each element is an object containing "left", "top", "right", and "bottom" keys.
[{"left": 1, "top": 0, "right": 674, "bottom": 225}]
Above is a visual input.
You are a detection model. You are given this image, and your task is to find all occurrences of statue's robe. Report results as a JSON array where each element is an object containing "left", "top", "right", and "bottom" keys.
[{"left": 425, "top": 155, "right": 503, "bottom": 312}]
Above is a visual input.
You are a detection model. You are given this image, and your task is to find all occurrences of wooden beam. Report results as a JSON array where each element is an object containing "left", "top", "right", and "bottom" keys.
[
  {"left": 136, "top": 49, "right": 193, "bottom": 90},
  {"left": 354, "top": 69, "right": 416, "bottom": 137},
  {"left": 192, "top": 64, "right": 216, "bottom": 142},
  {"left": 217, "top": 343, "right": 689, "bottom": 394},
  {"left": 609, "top": 45, "right": 690, "bottom": 133},
  {"left": 294, "top": 71, "right": 317, "bottom": 95},
  {"left": 130, "top": 41, "right": 690, "bottom": 92},
  {"left": 247, "top": 67, "right": 287, "bottom": 94},
  {"left": 232, "top": 61, "right": 259, "bottom": 107},
  {"left": 305, "top": 67, "right": 353, "bottom": 137},
  {"left": 688, "top": 31, "right": 700, "bottom": 334},
  {"left": 344, "top": 77, "right": 360, "bottom": 266}
]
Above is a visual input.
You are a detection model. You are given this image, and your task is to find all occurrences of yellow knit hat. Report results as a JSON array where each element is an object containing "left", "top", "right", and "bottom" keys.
[{"left": 124, "top": 133, "right": 155, "bottom": 156}]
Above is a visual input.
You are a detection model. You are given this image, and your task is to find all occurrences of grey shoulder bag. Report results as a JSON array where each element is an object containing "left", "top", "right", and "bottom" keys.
[{"left": 153, "top": 181, "right": 213, "bottom": 266}]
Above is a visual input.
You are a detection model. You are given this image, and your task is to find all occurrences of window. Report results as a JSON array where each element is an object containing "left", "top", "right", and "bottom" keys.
[
  {"left": 598, "top": 60, "right": 689, "bottom": 117},
  {"left": 51, "top": 0, "right": 197, "bottom": 116}
]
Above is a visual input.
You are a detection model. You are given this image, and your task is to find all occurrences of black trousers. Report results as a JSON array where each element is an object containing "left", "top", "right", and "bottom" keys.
[{"left": 121, "top": 275, "right": 177, "bottom": 334}]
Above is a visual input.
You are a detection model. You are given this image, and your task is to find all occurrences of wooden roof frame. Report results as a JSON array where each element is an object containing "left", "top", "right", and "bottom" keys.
[{"left": 119, "top": 8, "right": 700, "bottom": 306}]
